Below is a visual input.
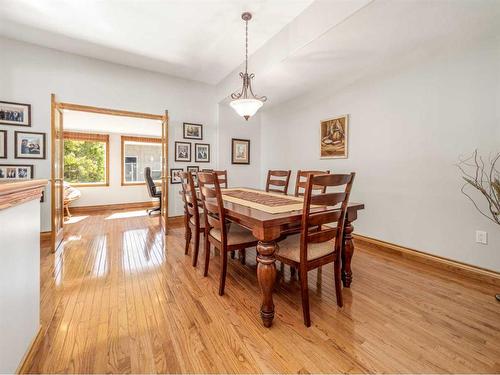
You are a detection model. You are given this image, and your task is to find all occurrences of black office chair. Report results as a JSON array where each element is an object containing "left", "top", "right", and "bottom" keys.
[{"left": 145, "top": 167, "right": 161, "bottom": 215}]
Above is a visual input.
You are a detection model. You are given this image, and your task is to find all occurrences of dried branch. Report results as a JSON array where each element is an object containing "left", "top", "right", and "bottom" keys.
[{"left": 457, "top": 150, "right": 500, "bottom": 226}]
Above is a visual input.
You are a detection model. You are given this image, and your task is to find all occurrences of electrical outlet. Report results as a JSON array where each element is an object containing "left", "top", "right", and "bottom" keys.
[{"left": 475, "top": 230, "right": 488, "bottom": 245}]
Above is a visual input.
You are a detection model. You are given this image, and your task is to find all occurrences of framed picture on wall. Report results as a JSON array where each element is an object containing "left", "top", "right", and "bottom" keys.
[
  {"left": 0, "top": 164, "right": 34, "bottom": 180},
  {"left": 187, "top": 166, "right": 199, "bottom": 186},
  {"left": 231, "top": 138, "right": 250, "bottom": 165},
  {"left": 174, "top": 141, "right": 191, "bottom": 162},
  {"left": 0, "top": 130, "right": 6, "bottom": 158},
  {"left": 320, "top": 114, "right": 348, "bottom": 159},
  {"left": 14, "top": 131, "right": 46, "bottom": 159},
  {"left": 195, "top": 143, "right": 210, "bottom": 163},
  {"left": 170, "top": 168, "right": 183, "bottom": 184},
  {"left": 0, "top": 101, "right": 31, "bottom": 127},
  {"left": 183, "top": 123, "right": 203, "bottom": 140}
]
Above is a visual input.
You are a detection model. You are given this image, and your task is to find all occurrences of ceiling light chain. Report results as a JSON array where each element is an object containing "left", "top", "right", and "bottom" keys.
[{"left": 229, "top": 12, "right": 267, "bottom": 121}]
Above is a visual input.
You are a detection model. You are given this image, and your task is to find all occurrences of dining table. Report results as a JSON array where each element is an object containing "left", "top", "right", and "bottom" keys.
[{"left": 181, "top": 187, "right": 365, "bottom": 328}]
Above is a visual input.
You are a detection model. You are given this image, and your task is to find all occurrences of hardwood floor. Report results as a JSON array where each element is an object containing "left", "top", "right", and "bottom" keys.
[{"left": 26, "top": 209, "right": 500, "bottom": 373}]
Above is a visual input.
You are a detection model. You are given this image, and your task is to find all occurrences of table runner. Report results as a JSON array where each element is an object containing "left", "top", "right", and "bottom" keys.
[{"left": 221, "top": 188, "right": 305, "bottom": 214}]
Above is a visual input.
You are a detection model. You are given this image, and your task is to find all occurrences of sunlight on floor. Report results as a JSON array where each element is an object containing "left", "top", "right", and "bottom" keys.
[
  {"left": 65, "top": 215, "right": 88, "bottom": 224},
  {"left": 105, "top": 210, "right": 149, "bottom": 220}
]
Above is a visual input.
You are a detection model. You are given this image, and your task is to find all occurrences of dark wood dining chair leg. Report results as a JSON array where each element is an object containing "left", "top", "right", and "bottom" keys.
[
  {"left": 239, "top": 249, "right": 246, "bottom": 265},
  {"left": 184, "top": 222, "right": 192, "bottom": 255},
  {"left": 219, "top": 250, "right": 228, "bottom": 296},
  {"left": 203, "top": 238, "right": 211, "bottom": 277},
  {"left": 290, "top": 266, "right": 297, "bottom": 279},
  {"left": 230, "top": 250, "right": 235, "bottom": 259},
  {"left": 334, "top": 259, "right": 343, "bottom": 307},
  {"left": 341, "top": 220, "right": 354, "bottom": 287},
  {"left": 299, "top": 267, "right": 311, "bottom": 327},
  {"left": 192, "top": 228, "right": 200, "bottom": 267}
]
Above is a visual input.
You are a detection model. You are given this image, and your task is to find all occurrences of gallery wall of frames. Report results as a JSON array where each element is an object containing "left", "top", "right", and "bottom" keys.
[
  {"left": 0, "top": 100, "right": 47, "bottom": 181},
  {"left": 170, "top": 122, "right": 213, "bottom": 185}
]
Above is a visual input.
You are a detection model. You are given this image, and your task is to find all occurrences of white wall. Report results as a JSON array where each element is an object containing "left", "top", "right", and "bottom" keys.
[
  {"left": 0, "top": 199, "right": 40, "bottom": 373},
  {"left": 261, "top": 38, "right": 500, "bottom": 272},
  {"left": 0, "top": 37, "right": 218, "bottom": 230},
  {"left": 217, "top": 104, "right": 262, "bottom": 189}
]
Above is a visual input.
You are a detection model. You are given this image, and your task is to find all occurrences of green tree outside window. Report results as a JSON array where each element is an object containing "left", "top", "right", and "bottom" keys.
[{"left": 64, "top": 139, "right": 106, "bottom": 184}]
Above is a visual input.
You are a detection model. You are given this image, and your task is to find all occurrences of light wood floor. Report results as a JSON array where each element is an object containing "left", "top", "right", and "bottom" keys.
[{"left": 26, "top": 209, "right": 500, "bottom": 373}]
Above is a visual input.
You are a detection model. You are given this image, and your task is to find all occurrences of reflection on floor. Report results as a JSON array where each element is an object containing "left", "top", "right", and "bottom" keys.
[{"left": 27, "top": 209, "right": 500, "bottom": 373}]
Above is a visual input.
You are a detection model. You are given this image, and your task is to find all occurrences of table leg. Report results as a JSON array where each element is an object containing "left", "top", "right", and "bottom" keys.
[
  {"left": 341, "top": 220, "right": 354, "bottom": 288},
  {"left": 256, "top": 240, "right": 278, "bottom": 327}
]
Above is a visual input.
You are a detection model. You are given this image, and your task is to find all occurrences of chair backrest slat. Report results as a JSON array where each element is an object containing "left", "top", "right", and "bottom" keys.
[
  {"left": 299, "top": 172, "right": 355, "bottom": 263},
  {"left": 310, "top": 192, "right": 347, "bottom": 207},
  {"left": 294, "top": 170, "right": 330, "bottom": 197},
  {"left": 180, "top": 171, "right": 200, "bottom": 227},
  {"left": 214, "top": 170, "right": 228, "bottom": 188},
  {"left": 198, "top": 172, "right": 227, "bottom": 239},
  {"left": 307, "top": 210, "right": 342, "bottom": 227},
  {"left": 307, "top": 228, "right": 337, "bottom": 244},
  {"left": 265, "top": 170, "right": 291, "bottom": 195}
]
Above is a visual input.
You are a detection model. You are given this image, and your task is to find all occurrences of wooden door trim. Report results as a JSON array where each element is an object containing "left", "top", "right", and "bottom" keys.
[
  {"left": 160, "top": 110, "right": 169, "bottom": 231},
  {"left": 58, "top": 102, "right": 165, "bottom": 121}
]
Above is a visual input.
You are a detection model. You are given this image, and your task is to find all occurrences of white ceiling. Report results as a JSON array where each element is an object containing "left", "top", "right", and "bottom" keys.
[
  {"left": 2, "top": 0, "right": 499, "bottom": 108},
  {"left": 63, "top": 110, "right": 162, "bottom": 136},
  {"left": 217, "top": 0, "right": 500, "bottom": 107},
  {"left": 0, "top": 0, "right": 314, "bottom": 84}
]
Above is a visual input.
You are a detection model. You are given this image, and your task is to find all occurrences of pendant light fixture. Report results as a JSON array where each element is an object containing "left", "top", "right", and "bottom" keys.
[{"left": 230, "top": 12, "right": 267, "bottom": 121}]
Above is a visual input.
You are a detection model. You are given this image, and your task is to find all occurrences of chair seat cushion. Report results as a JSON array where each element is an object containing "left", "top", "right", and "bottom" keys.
[
  {"left": 210, "top": 223, "right": 257, "bottom": 246},
  {"left": 189, "top": 214, "right": 206, "bottom": 229},
  {"left": 277, "top": 234, "right": 336, "bottom": 263}
]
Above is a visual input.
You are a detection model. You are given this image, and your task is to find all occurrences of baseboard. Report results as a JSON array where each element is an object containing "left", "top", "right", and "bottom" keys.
[
  {"left": 168, "top": 215, "right": 184, "bottom": 227},
  {"left": 40, "top": 231, "right": 51, "bottom": 242},
  {"left": 70, "top": 201, "right": 157, "bottom": 214},
  {"left": 16, "top": 325, "right": 43, "bottom": 374},
  {"left": 354, "top": 234, "right": 500, "bottom": 287}
]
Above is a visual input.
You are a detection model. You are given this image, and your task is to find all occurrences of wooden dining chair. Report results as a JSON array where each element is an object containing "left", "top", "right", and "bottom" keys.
[
  {"left": 198, "top": 172, "right": 258, "bottom": 296},
  {"left": 180, "top": 171, "right": 205, "bottom": 267},
  {"left": 294, "top": 170, "right": 330, "bottom": 197},
  {"left": 265, "top": 170, "right": 291, "bottom": 195},
  {"left": 214, "top": 170, "right": 228, "bottom": 188},
  {"left": 276, "top": 172, "right": 355, "bottom": 327}
]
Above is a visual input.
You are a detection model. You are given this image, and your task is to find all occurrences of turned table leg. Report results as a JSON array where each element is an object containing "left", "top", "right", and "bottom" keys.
[
  {"left": 256, "top": 240, "right": 278, "bottom": 327},
  {"left": 341, "top": 220, "right": 354, "bottom": 288}
]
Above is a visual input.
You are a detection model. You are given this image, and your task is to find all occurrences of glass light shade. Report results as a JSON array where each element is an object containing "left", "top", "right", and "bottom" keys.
[{"left": 230, "top": 98, "right": 263, "bottom": 120}]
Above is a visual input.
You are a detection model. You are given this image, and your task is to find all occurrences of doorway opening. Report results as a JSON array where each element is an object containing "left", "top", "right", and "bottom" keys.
[{"left": 50, "top": 95, "right": 168, "bottom": 251}]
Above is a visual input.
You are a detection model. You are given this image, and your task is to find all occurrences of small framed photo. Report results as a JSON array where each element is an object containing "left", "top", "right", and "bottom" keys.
[
  {"left": 320, "top": 114, "right": 348, "bottom": 159},
  {"left": 0, "top": 101, "right": 31, "bottom": 127},
  {"left": 175, "top": 141, "right": 191, "bottom": 162},
  {"left": 231, "top": 138, "right": 250, "bottom": 165},
  {"left": 15, "top": 131, "right": 46, "bottom": 159},
  {"left": 195, "top": 143, "right": 210, "bottom": 163},
  {"left": 0, "top": 130, "right": 6, "bottom": 158},
  {"left": 183, "top": 123, "right": 203, "bottom": 140},
  {"left": 0, "top": 164, "right": 34, "bottom": 180},
  {"left": 170, "top": 168, "right": 183, "bottom": 184},
  {"left": 187, "top": 166, "right": 199, "bottom": 186},
  {"left": 201, "top": 168, "right": 213, "bottom": 172}
]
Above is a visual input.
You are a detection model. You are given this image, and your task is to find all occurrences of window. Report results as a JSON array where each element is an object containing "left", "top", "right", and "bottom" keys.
[
  {"left": 121, "top": 136, "right": 162, "bottom": 185},
  {"left": 64, "top": 132, "right": 109, "bottom": 186}
]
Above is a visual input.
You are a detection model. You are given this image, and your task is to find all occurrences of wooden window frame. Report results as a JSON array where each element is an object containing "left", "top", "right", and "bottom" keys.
[
  {"left": 63, "top": 131, "right": 110, "bottom": 187},
  {"left": 121, "top": 135, "right": 162, "bottom": 186}
]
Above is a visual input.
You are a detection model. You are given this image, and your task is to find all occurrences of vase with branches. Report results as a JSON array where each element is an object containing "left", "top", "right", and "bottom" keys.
[{"left": 457, "top": 150, "right": 499, "bottom": 301}]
